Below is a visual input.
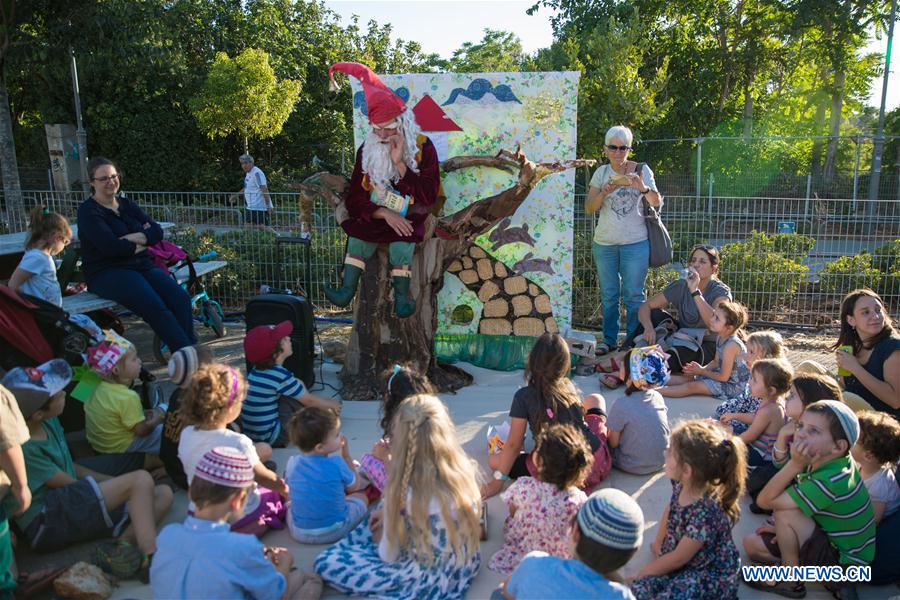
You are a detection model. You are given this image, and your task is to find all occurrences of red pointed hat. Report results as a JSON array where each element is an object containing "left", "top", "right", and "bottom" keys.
[{"left": 329, "top": 62, "right": 406, "bottom": 124}]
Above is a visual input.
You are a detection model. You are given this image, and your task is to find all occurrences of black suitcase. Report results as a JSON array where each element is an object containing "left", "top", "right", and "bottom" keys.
[{"left": 245, "top": 293, "right": 316, "bottom": 389}]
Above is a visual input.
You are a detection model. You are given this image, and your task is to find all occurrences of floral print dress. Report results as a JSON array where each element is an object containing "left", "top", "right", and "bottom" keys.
[
  {"left": 632, "top": 481, "right": 740, "bottom": 600},
  {"left": 713, "top": 384, "right": 761, "bottom": 435},
  {"left": 489, "top": 477, "right": 587, "bottom": 575}
]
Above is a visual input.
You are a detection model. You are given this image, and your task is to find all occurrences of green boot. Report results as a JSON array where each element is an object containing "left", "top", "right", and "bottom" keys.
[
  {"left": 392, "top": 275, "right": 416, "bottom": 318},
  {"left": 325, "top": 263, "right": 364, "bottom": 307}
]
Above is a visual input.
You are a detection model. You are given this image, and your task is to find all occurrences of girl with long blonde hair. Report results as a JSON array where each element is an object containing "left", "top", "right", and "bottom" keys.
[{"left": 315, "top": 394, "right": 482, "bottom": 599}]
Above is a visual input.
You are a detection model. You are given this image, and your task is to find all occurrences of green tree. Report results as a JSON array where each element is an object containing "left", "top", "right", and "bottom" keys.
[
  {"left": 190, "top": 47, "right": 301, "bottom": 154},
  {"left": 443, "top": 29, "right": 526, "bottom": 73},
  {"left": 529, "top": 13, "right": 671, "bottom": 160}
]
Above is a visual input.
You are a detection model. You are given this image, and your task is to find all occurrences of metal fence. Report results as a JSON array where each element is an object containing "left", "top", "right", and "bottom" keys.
[{"left": 2, "top": 187, "right": 898, "bottom": 329}]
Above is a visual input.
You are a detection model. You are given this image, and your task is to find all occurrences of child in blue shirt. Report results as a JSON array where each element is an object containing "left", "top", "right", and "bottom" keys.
[
  {"left": 242, "top": 321, "right": 339, "bottom": 446},
  {"left": 497, "top": 488, "right": 643, "bottom": 599},
  {"left": 285, "top": 406, "right": 369, "bottom": 544},
  {"left": 151, "top": 446, "right": 321, "bottom": 599}
]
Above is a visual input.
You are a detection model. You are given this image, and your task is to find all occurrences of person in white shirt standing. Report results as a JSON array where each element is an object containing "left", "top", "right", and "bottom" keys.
[{"left": 234, "top": 154, "right": 273, "bottom": 227}]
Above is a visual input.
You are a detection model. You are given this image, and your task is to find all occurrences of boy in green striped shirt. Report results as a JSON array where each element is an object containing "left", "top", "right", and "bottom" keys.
[{"left": 743, "top": 400, "right": 875, "bottom": 597}]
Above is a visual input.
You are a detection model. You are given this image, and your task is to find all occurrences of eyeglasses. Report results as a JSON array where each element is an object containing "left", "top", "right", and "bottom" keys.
[
  {"left": 91, "top": 174, "right": 120, "bottom": 183},
  {"left": 605, "top": 145, "right": 631, "bottom": 152}
]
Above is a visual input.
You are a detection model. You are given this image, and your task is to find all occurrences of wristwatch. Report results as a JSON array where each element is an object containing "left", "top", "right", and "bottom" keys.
[
  {"left": 691, "top": 290, "right": 702, "bottom": 298},
  {"left": 493, "top": 470, "right": 510, "bottom": 481},
  {"left": 640, "top": 187, "right": 650, "bottom": 194}
]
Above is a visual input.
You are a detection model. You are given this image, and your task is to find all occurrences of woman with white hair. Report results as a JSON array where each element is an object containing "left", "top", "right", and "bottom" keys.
[{"left": 585, "top": 125, "right": 662, "bottom": 357}]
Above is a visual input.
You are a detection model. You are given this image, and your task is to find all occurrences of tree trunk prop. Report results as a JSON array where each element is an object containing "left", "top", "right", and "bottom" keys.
[{"left": 296, "top": 150, "right": 594, "bottom": 400}]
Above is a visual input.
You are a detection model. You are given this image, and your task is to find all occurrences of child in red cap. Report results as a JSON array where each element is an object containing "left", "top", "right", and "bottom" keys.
[{"left": 242, "top": 322, "right": 339, "bottom": 446}]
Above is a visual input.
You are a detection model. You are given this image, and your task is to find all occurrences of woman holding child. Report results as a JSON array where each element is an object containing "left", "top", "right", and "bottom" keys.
[{"left": 77, "top": 156, "right": 196, "bottom": 352}]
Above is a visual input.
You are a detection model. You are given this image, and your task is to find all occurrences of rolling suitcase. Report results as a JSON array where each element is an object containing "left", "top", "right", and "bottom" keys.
[{"left": 244, "top": 293, "right": 316, "bottom": 389}]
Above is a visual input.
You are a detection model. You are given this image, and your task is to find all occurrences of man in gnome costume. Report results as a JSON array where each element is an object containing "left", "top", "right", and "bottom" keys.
[{"left": 325, "top": 62, "right": 441, "bottom": 318}]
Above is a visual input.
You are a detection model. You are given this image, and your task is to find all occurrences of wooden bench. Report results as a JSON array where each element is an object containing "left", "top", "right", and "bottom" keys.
[{"left": 62, "top": 260, "right": 228, "bottom": 315}]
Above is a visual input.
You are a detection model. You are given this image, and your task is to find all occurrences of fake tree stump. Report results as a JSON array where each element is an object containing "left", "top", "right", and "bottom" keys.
[{"left": 298, "top": 150, "right": 593, "bottom": 400}]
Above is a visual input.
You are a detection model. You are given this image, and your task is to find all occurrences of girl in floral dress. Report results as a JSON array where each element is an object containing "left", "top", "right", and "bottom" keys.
[
  {"left": 315, "top": 394, "right": 481, "bottom": 599},
  {"left": 489, "top": 423, "right": 592, "bottom": 575},
  {"left": 632, "top": 419, "right": 747, "bottom": 600}
]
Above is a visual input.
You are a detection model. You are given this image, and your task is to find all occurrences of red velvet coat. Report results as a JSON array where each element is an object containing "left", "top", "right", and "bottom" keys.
[{"left": 341, "top": 135, "right": 440, "bottom": 244}]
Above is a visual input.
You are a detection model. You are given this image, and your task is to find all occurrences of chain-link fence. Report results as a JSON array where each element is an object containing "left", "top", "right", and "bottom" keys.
[{"left": 2, "top": 187, "right": 898, "bottom": 329}]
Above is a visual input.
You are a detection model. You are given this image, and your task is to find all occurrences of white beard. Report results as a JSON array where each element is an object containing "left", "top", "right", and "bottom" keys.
[{"left": 361, "top": 109, "right": 421, "bottom": 189}]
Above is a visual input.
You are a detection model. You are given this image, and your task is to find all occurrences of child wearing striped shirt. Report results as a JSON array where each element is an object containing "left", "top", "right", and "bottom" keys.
[
  {"left": 743, "top": 400, "right": 876, "bottom": 598},
  {"left": 242, "top": 322, "right": 339, "bottom": 446}
]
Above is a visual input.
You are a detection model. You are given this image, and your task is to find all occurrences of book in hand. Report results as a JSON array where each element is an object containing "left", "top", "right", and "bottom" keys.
[{"left": 371, "top": 185, "right": 412, "bottom": 217}]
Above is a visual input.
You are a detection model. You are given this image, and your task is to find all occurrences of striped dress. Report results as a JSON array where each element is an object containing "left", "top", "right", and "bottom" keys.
[{"left": 242, "top": 366, "right": 305, "bottom": 444}]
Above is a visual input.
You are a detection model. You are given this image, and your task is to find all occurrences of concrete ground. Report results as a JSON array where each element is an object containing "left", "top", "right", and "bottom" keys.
[{"left": 16, "top": 318, "right": 898, "bottom": 599}]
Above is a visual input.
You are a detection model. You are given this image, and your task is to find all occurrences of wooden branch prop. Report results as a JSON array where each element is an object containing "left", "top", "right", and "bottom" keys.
[
  {"left": 441, "top": 153, "right": 519, "bottom": 174},
  {"left": 438, "top": 150, "right": 596, "bottom": 241}
]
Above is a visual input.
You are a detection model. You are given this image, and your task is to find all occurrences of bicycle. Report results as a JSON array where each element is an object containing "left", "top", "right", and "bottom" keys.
[{"left": 152, "top": 250, "right": 226, "bottom": 364}]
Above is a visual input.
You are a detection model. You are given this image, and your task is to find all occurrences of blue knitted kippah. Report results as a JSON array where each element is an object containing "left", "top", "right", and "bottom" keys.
[{"left": 577, "top": 488, "right": 644, "bottom": 550}]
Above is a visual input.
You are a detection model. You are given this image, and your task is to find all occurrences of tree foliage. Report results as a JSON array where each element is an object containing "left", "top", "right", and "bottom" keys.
[
  {"left": 439, "top": 29, "right": 526, "bottom": 73},
  {"left": 528, "top": 12, "right": 671, "bottom": 160},
  {"left": 190, "top": 48, "right": 302, "bottom": 153},
  {"left": 2, "top": 0, "right": 894, "bottom": 192}
]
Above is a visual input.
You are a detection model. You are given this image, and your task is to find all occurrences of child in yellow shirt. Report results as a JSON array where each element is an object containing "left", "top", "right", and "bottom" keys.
[{"left": 85, "top": 331, "right": 164, "bottom": 455}]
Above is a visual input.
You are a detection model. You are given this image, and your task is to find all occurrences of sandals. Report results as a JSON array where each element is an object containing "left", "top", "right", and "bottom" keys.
[
  {"left": 741, "top": 572, "right": 806, "bottom": 598},
  {"left": 15, "top": 565, "right": 70, "bottom": 598},
  {"left": 595, "top": 342, "right": 614, "bottom": 356},
  {"left": 595, "top": 355, "right": 621, "bottom": 374},
  {"left": 599, "top": 373, "right": 622, "bottom": 389}
]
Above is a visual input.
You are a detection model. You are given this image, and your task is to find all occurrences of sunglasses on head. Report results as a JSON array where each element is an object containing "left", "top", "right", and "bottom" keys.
[
  {"left": 691, "top": 244, "right": 720, "bottom": 258},
  {"left": 606, "top": 144, "right": 631, "bottom": 152}
]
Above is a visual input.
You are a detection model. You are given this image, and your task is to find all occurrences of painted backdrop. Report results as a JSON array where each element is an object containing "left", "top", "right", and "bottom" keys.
[{"left": 351, "top": 71, "right": 580, "bottom": 335}]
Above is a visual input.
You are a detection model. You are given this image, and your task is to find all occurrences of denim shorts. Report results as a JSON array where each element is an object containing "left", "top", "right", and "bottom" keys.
[{"left": 25, "top": 477, "right": 129, "bottom": 552}]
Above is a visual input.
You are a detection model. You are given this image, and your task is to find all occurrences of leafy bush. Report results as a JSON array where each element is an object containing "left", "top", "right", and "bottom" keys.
[
  {"left": 819, "top": 253, "right": 884, "bottom": 295},
  {"left": 872, "top": 239, "right": 900, "bottom": 275},
  {"left": 719, "top": 232, "right": 809, "bottom": 313},
  {"left": 730, "top": 230, "right": 815, "bottom": 263},
  {"left": 168, "top": 224, "right": 348, "bottom": 311},
  {"left": 646, "top": 266, "right": 680, "bottom": 296},
  {"left": 769, "top": 233, "right": 816, "bottom": 263}
]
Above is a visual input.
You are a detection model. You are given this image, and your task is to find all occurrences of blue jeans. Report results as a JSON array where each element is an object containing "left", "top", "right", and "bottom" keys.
[
  {"left": 88, "top": 266, "right": 196, "bottom": 351},
  {"left": 592, "top": 240, "right": 649, "bottom": 346}
]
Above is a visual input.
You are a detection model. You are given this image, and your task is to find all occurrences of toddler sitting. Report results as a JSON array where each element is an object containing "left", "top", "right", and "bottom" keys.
[
  {"left": 285, "top": 406, "right": 369, "bottom": 544},
  {"left": 489, "top": 423, "right": 591, "bottom": 575},
  {"left": 85, "top": 331, "right": 164, "bottom": 455}
]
